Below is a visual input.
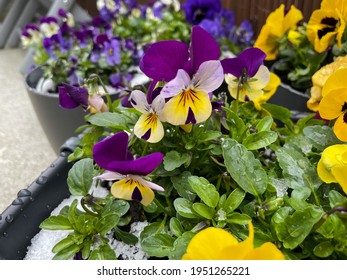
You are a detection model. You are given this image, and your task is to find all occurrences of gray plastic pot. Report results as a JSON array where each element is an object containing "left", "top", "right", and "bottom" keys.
[
  {"left": 0, "top": 137, "right": 79, "bottom": 260},
  {"left": 25, "top": 66, "right": 88, "bottom": 154}
]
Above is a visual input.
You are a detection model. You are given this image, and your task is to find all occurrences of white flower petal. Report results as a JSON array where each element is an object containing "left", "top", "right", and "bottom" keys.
[
  {"left": 130, "top": 90, "right": 151, "bottom": 114},
  {"left": 132, "top": 175, "right": 165, "bottom": 192},
  {"left": 94, "top": 171, "right": 125, "bottom": 181},
  {"left": 151, "top": 95, "right": 166, "bottom": 114},
  {"left": 248, "top": 65, "right": 270, "bottom": 90},
  {"left": 161, "top": 69, "right": 191, "bottom": 98},
  {"left": 192, "top": 60, "right": 224, "bottom": 93}
]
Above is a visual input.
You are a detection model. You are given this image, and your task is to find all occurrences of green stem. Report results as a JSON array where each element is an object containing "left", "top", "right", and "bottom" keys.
[
  {"left": 154, "top": 198, "right": 170, "bottom": 216},
  {"left": 97, "top": 76, "right": 113, "bottom": 112}
]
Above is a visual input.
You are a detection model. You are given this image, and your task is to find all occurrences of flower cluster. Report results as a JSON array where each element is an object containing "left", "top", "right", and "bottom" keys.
[
  {"left": 34, "top": 19, "right": 347, "bottom": 261},
  {"left": 21, "top": 0, "right": 254, "bottom": 95},
  {"left": 254, "top": 0, "right": 347, "bottom": 93}
]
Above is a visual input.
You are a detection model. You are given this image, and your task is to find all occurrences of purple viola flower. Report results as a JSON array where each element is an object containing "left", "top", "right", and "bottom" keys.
[
  {"left": 21, "top": 24, "right": 39, "bottom": 37},
  {"left": 103, "top": 38, "right": 121, "bottom": 66},
  {"left": 222, "top": 48, "right": 270, "bottom": 101},
  {"left": 140, "top": 25, "right": 220, "bottom": 85},
  {"left": 183, "top": 0, "right": 222, "bottom": 25},
  {"left": 58, "top": 83, "right": 89, "bottom": 110},
  {"left": 93, "top": 132, "right": 164, "bottom": 206},
  {"left": 140, "top": 26, "right": 223, "bottom": 126}
]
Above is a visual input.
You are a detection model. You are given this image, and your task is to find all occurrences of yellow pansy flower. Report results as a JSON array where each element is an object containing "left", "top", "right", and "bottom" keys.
[
  {"left": 308, "top": 56, "right": 347, "bottom": 111},
  {"left": 182, "top": 222, "right": 285, "bottom": 260},
  {"left": 306, "top": 0, "right": 347, "bottom": 53},
  {"left": 254, "top": 4, "right": 303, "bottom": 60},
  {"left": 317, "top": 144, "right": 347, "bottom": 195},
  {"left": 318, "top": 68, "right": 347, "bottom": 141}
]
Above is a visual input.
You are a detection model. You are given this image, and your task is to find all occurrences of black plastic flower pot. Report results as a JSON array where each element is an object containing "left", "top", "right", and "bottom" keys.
[
  {"left": 0, "top": 137, "right": 79, "bottom": 260},
  {"left": 25, "top": 66, "right": 88, "bottom": 154},
  {"left": 268, "top": 82, "right": 310, "bottom": 113}
]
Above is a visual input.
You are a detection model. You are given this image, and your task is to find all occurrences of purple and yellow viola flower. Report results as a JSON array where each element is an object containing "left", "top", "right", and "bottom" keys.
[
  {"left": 317, "top": 144, "right": 347, "bottom": 195},
  {"left": 140, "top": 26, "right": 224, "bottom": 126},
  {"left": 318, "top": 68, "right": 347, "bottom": 142},
  {"left": 182, "top": 222, "right": 285, "bottom": 260},
  {"left": 58, "top": 83, "right": 108, "bottom": 113},
  {"left": 222, "top": 47, "right": 270, "bottom": 102},
  {"left": 39, "top": 16, "right": 60, "bottom": 37},
  {"left": 93, "top": 132, "right": 164, "bottom": 206},
  {"left": 130, "top": 89, "right": 166, "bottom": 143}
]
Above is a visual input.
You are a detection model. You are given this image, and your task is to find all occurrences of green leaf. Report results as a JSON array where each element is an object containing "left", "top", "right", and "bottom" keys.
[
  {"left": 169, "top": 231, "right": 195, "bottom": 260},
  {"left": 272, "top": 206, "right": 324, "bottom": 249},
  {"left": 163, "top": 151, "right": 190, "bottom": 171},
  {"left": 52, "top": 236, "right": 75, "bottom": 254},
  {"left": 95, "top": 213, "right": 120, "bottom": 235},
  {"left": 188, "top": 176, "right": 219, "bottom": 208},
  {"left": 40, "top": 215, "right": 72, "bottom": 230},
  {"left": 53, "top": 243, "right": 82, "bottom": 260},
  {"left": 192, "top": 203, "right": 215, "bottom": 219},
  {"left": 223, "top": 188, "right": 246, "bottom": 213},
  {"left": 224, "top": 107, "right": 247, "bottom": 141},
  {"left": 261, "top": 103, "right": 293, "bottom": 127},
  {"left": 102, "top": 199, "right": 130, "bottom": 217},
  {"left": 67, "top": 158, "right": 94, "bottom": 196},
  {"left": 329, "top": 190, "right": 347, "bottom": 208},
  {"left": 89, "top": 244, "right": 116, "bottom": 260},
  {"left": 313, "top": 241, "right": 334, "bottom": 258},
  {"left": 87, "top": 112, "right": 128, "bottom": 129},
  {"left": 140, "top": 222, "right": 167, "bottom": 240},
  {"left": 173, "top": 198, "right": 200, "bottom": 219},
  {"left": 141, "top": 234, "right": 175, "bottom": 257},
  {"left": 227, "top": 212, "right": 251, "bottom": 225},
  {"left": 171, "top": 171, "right": 196, "bottom": 201},
  {"left": 114, "top": 227, "right": 138, "bottom": 245},
  {"left": 169, "top": 217, "right": 184, "bottom": 238},
  {"left": 222, "top": 139, "right": 267, "bottom": 197},
  {"left": 304, "top": 125, "right": 342, "bottom": 151},
  {"left": 256, "top": 115, "right": 273, "bottom": 132},
  {"left": 242, "top": 131, "right": 278, "bottom": 150},
  {"left": 277, "top": 144, "right": 322, "bottom": 202},
  {"left": 197, "top": 131, "right": 222, "bottom": 143}
]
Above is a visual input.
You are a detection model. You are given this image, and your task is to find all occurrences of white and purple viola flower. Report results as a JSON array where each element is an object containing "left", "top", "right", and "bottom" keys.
[
  {"left": 221, "top": 47, "right": 270, "bottom": 101},
  {"left": 93, "top": 132, "right": 164, "bottom": 206},
  {"left": 39, "top": 16, "right": 60, "bottom": 37},
  {"left": 140, "top": 25, "right": 224, "bottom": 127},
  {"left": 130, "top": 88, "right": 166, "bottom": 143}
]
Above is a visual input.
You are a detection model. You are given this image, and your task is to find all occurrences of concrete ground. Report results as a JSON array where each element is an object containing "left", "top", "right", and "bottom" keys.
[{"left": 0, "top": 49, "right": 56, "bottom": 213}]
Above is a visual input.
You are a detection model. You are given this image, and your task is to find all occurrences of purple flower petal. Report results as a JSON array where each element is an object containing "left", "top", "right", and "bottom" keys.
[
  {"left": 58, "top": 86, "right": 80, "bottom": 109},
  {"left": 189, "top": 26, "right": 220, "bottom": 74},
  {"left": 221, "top": 57, "right": 246, "bottom": 77},
  {"left": 238, "top": 48, "right": 266, "bottom": 77},
  {"left": 93, "top": 132, "right": 163, "bottom": 176},
  {"left": 60, "top": 83, "right": 89, "bottom": 109},
  {"left": 140, "top": 40, "right": 189, "bottom": 82}
]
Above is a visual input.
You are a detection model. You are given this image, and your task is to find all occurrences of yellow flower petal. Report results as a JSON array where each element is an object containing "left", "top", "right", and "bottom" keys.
[
  {"left": 163, "top": 89, "right": 212, "bottom": 125},
  {"left": 134, "top": 112, "right": 164, "bottom": 143},
  {"left": 111, "top": 178, "right": 155, "bottom": 206},
  {"left": 331, "top": 164, "right": 347, "bottom": 194},
  {"left": 322, "top": 68, "right": 347, "bottom": 97},
  {"left": 182, "top": 227, "right": 239, "bottom": 260},
  {"left": 318, "top": 88, "right": 347, "bottom": 120},
  {"left": 318, "top": 144, "right": 347, "bottom": 185},
  {"left": 317, "top": 157, "right": 338, "bottom": 184},
  {"left": 333, "top": 113, "right": 347, "bottom": 142},
  {"left": 244, "top": 242, "right": 286, "bottom": 260},
  {"left": 253, "top": 72, "right": 281, "bottom": 110},
  {"left": 283, "top": 5, "right": 303, "bottom": 33}
]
